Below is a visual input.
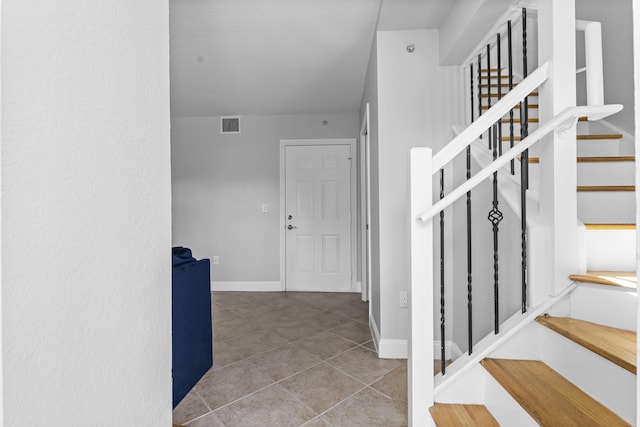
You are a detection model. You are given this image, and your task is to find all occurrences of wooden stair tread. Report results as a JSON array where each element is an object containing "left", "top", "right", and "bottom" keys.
[
  {"left": 482, "top": 92, "right": 539, "bottom": 98},
  {"left": 501, "top": 117, "right": 539, "bottom": 123},
  {"left": 480, "top": 83, "right": 516, "bottom": 88},
  {"left": 430, "top": 403, "right": 499, "bottom": 427},
  {"left": 481, "top": 104, "right": 538, "bottom": 110},
  {"left": 585, "top": 223, "right": 636, "bottom": 230},
  {"left": 577, "top": 185, "right": 635, "bottom": 192},
  {"left": 481, "top": 358, "right": 630, "bottom": 426},
  {"left": 570, "top": 271, "right": 637, "bottom": 289},
  {"left": 528, "top": 156, "right": 635, "bottom": 164},
  {"left": 578, "top": 134, "right": 623, "bottom": 140},
  {"left": 576, "top": 156, "right": 635, "bottom": 162},
  {"left": 536, "top": 316, "right": 637, "bottom": 374}
]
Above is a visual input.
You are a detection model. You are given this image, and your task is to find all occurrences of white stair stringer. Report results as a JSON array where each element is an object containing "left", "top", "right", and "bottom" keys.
[{"left": 584, "top": 226, "right": 636, "bottom": 271}]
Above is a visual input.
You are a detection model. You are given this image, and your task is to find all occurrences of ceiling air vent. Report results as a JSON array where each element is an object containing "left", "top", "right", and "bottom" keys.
[{"left": 221, "top": 116, "right": 241, "bottom": 134}]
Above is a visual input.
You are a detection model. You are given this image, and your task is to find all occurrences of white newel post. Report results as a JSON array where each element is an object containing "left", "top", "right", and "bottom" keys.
[
  {"left": 537, "top": 0, "right": 579, "bottom": 296},
  {"left": 409, "top": 148, "right": 434, "bottom": 426}
]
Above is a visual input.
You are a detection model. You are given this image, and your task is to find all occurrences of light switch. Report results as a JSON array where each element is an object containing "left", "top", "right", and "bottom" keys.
[{"left": 261, "top": 203, "right": 269, "bottom": 213}]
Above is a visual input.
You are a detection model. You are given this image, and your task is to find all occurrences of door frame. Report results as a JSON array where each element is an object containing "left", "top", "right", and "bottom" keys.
[
  {"left": 279, "top": 138, "right": 357, "bottom": 292},
  {"left": 360, "top": 104, "right": 372, "bottom": 302}
]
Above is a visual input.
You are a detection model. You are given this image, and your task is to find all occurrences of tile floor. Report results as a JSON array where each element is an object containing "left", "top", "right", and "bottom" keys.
[{"left": 173, "top": 291, "right": 408, "bottom": 426}]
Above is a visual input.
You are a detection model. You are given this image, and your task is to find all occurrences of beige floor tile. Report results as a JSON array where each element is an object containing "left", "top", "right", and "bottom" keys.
[
  {"left": 328, "top": 321, "right": 372, "bottom": 344},
  {"left": 370, "top": 363, "right": 408, "bottom": 404},
  {"left": 322, "top": 388, "right": 407, "bottom": 426},
  {"left": 224, "top": 300, "right": 273, "bottom": 316},
  {"left": 213, "top": 316, "right": 261, "bottom": 341},
  {"left": 276, "top": 304, "right": 324, "bottom": 320},
  {"left": 294, "top": 331, "right": 358, "bottom": 360},
  {"left": 273, "top": 320, "right": 326, "bottom": 341},
  {"left": 211, "top": 307, "right": 236, "bottom": 324},
  {"left": 215, "top": 384, "right": 315, "bottom": 427},
  {"left": 327, "top": 346, "right": 401, "bottom": 385},
  {"left": 195, "top": 360, "right": 274, "bottom": 410},
  {"left": 280, "top": 363, "right": 364, "bottom": 414},
  {"left": 173, "top": 388, "right": 210, "bottom": 425},
  {"left": 186, "top": 410, "right": 225, "bottom": 427},
  {"left": 361, "top": 340, "right": 376, "bottom": 351},
  {"left": 332, "top": 300, "right": 369, "bottom": 320},
  {"left": 211, "top": 292, "right": 252, "bottom": 306},
  {"left": 225, "top": 328, "right": 289, "bottom": 358},
  {"left": 212, "top": 340, "right": 245, "bottom": 370},
  {"left": 301, "top": 416, "right": 329, "bottom": 426},
  {"left": 249, "top": 344, "right": 321, "bottom": 381},
  {"left": 309, "top": 311, "right": 352, "bottom": 330}
]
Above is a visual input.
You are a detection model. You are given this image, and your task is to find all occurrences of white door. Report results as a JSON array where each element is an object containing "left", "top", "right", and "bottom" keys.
[{"left": 285, "top": 144, "right": 352, "bottom": 291}]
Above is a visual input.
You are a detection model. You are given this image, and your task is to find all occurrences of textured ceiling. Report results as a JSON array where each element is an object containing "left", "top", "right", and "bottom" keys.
[{"left": 169, "top": 0, "right": 455, "bottom": 117}]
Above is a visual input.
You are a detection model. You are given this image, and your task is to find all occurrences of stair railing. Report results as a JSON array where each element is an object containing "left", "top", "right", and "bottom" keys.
[{"left": 408, "top": 54, "right": 622, "bottom": 422}]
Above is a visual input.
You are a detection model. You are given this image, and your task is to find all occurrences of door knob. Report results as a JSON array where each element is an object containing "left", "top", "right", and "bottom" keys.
[{"left": 287, "top": 224, "right": 298, "bottom": 230}]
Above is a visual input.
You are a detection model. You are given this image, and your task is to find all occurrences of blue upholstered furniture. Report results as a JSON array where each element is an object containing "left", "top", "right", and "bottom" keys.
[{"left": 172, "top": 247, "right": 212, "bottom": 408}]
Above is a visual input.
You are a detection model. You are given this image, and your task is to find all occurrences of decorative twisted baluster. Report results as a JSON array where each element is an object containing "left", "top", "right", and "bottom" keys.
[
  {"left": 496, "top": 33, "right": 503, "bottom": 156},
  {"left": 478, "top": 54, "right": 483, "bottom": 140},
  {"left": 486, "top": 44, "right": 492, "bottom": 149},
  {"left": 520, "top": 7, "right": 529, "bottom": 314},
  {"left": 439, "top": 168, "right": 446, "bottom": 374},
  {"left": 508, "top": 20, "right": 515, "bottom": 175},
  {"left": 488, "top": 125, "right": 503, "bottom": 334},
  {"left": 466, "top": 117, "right": 473, "bottom": 355}
]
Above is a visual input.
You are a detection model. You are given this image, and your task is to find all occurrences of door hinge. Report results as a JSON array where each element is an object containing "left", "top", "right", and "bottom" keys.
[{"left": 347, "top": 157, "right": 353, "bottom": 167}]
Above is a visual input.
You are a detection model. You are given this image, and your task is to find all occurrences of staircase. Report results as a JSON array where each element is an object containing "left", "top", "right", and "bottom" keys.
[{"left": 428, "top": 64, "right": 637, "bottom": 426}]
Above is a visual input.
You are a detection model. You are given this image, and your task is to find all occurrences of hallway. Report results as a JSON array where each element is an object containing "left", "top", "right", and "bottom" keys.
[{"left": 173, "top": 291, "right": 407, "bottom": 426}]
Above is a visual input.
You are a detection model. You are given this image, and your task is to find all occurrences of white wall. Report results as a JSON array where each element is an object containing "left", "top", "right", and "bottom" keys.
[
  {"left": 360, "top": 35, "right": 382, "bottom": 330},
  {"left": 576, "top": 0, "right": 634, "bottom": 135},
  {"left": 2, "top": 1, "right": 172, "bottom": 425},
  {"left": 363, "top": 29, "right": 464, "bottom": 355},
  {"left": 171, "top": 113, "right": 358, "bottom": 286}
]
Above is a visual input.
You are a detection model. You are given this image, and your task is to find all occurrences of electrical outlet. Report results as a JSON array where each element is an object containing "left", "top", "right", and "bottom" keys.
[
  {"left": 399, "top": 291, "right": 408, "bottom": 308},
  {"left": 261, "top": 203, "right": 269, "bottom": 213},
  {"left": 213, "top": 256, "right": 220, "bottom": 265}
]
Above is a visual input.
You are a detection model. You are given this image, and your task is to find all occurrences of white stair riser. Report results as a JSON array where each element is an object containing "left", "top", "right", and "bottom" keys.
[
  {"left": 578, "top": 192, "right": 636, "bottom": 224},
  {"left": 569, "top": 283, "right": 637, "bottom": 331},
  {"left": 584, "top": 228, "right": 636, "bottom": 270},
  {"left": 577, "top": 139, "right": 622, "bottom": 157},
  {"left": 577, "top": 162, "right": 634, "bottom": 186},
  {"left": 539, "top": 322, "right": 636, "bottom": 424}
]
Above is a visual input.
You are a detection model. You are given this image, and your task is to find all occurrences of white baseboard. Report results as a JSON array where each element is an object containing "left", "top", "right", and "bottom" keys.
[
  {"left": 433, "top": 340, "right": 463, "bottom": 360},
  {"left": 378, "top": 339, "right": 408, "bottom": 359},
  {"left": 369, "top": 312, "right": 408, "bottom": 359},
  {"left": 211, "top": 281, "right": 283, "bottom": 292}
]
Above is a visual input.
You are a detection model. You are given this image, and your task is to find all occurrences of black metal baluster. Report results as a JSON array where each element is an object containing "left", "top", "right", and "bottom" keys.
[
  {"left": 466, "top": 119, "right": 473, "bottom": 355},
  {"left": 488, "top": 125, "right": 503, "bottom": 334},
  {"left": 486, "top": 45, "right": 492, "bottom": 148},
  {"left": 520, "top": 7, "right": 529, "bottom": 313},
  {"left": 439, "top": 168, "right": 446, "bottom": 374},
  {"left": 497, "top": 33, "right": 503, "bottom": 156},
  {"left": 470, "top": 63, "right": 475, "bottom": 123},
  {"left": 478, "top": 54, "right": 483, "bottom": 140},
  {"left": 508, "top": 20, "right": 515, "bottom": 175}
]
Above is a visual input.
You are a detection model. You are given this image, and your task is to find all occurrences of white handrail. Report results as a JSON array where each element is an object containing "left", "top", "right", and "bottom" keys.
[
  {"left": 418, "top": 104, "right": 623, "bottom": 222},
  {"left": 433, "top": 61, "right": 550, "bottom": 172}
]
